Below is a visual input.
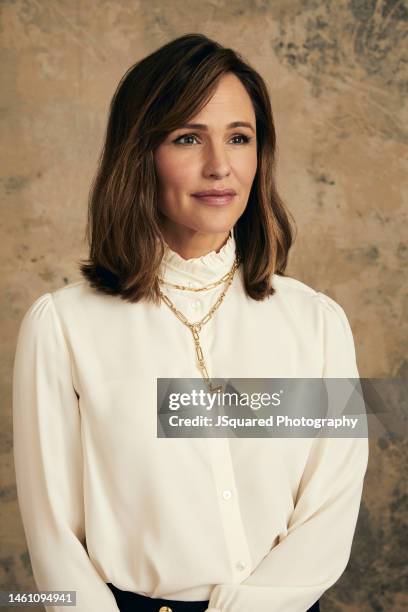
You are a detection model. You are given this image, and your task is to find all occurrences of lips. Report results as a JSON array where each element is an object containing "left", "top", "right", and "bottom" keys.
[
  {"left": 192, "top": 189, "right": 236, "bottom": 197},
  {"left": 191, "top": 190, "right": 236, "bottom": 206}
]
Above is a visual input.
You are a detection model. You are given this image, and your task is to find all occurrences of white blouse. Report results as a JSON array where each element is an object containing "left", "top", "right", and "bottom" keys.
[{"left": 12, "top": 231, "right": 369, "bottom": 612}]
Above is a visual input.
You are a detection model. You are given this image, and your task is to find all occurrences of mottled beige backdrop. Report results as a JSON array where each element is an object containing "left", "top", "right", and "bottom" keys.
[{"left": 1, "top": 1, "right": 407, "bottom": 611}]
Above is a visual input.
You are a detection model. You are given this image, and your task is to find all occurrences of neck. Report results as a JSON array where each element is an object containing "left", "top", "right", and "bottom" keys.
[
  {"left": 159, "top": 225, "right": 236, "bottom": 287},
  {"left": 160, "top": 225, "right": 231, "bottom": 261}
]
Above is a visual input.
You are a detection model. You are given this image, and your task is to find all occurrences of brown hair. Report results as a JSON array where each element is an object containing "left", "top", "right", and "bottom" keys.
[{"left": 78, "top": 33, "right": 296, "bottom": 304}]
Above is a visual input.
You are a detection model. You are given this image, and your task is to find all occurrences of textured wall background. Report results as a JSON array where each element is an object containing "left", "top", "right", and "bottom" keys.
[{"left": 1, "top": 1, "right": 407, "bottom": 611}]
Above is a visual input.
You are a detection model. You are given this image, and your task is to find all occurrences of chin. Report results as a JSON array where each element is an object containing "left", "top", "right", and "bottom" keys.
[
  {"left": 190, "top": 220, "right": 236, "bottom": 235},
  {"left": 191, "top": 210, "right": 242, "bottom": 232}
]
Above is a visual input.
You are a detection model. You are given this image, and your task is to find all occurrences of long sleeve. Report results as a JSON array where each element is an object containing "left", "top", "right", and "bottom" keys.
[
  {"left": 12, "top": 293, "right": 119, "bottom": 612},
  {"left": 207, "top": 292, "right": 369, "bottom": 612}
]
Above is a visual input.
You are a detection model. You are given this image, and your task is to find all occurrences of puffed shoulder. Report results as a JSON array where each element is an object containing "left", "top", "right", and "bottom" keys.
[
  {"left": 14, "top": 291, "right": 70, "bottom": 367},
  {"left": 16, "top": 291, "right": 61, "bottom": 335},
  {"left": 313, "top": 291, "right": 359, "bottom": 378},
  {"left": 314, "top": 291, "right": 353, "bottom": 333},
  {"left": 19, "top": 291, "right": 53, "bottom": 320}
]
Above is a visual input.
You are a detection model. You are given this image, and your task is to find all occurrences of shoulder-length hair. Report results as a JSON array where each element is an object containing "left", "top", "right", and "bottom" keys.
[{"left": 79, "top": 33, "right": 296, "bottom": 304}]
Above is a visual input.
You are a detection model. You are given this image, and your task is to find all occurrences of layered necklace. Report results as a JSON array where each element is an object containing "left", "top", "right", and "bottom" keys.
[{"left": 158, "top": 254, "right": 240, "bottom": 394}]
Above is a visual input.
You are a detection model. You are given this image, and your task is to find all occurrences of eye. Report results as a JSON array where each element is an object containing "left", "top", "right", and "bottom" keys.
[
  {"left": 173, "top": 133, "right": 200, "bottom": 145},
  {"left": 230, "top": 134, "right": 252, "bottom": 144},
  {"left": 172, "top": 133, "right": 253, "bottom": 146}
]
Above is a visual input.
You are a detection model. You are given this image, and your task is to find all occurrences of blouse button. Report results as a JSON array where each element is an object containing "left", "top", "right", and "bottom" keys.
[
  {"left": 236, "top": 560, "right": 246, "bottom": 571},
  {"left": 222, "top": 489, "right": 232, "bottom": 500},
  {"left": 159, "top": 607, "right": 173, "bottom": 612},
  {"left": 190, "top": 299, "right": 201, "bottom": 310}
]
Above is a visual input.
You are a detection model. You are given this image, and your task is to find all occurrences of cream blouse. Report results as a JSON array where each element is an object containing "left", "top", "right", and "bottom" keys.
[{"left": 12, "top": 231, "right": 369, "bottom": 612}]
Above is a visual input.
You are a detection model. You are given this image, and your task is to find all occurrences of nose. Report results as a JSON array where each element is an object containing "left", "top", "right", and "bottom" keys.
[{"left": 202, "top": 140, "right": 231, "bottom": 179}]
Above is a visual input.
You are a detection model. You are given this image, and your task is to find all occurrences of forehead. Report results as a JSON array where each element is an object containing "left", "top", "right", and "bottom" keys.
[{"left": 191, "top": 73, "right": 255, "bottom": 123}]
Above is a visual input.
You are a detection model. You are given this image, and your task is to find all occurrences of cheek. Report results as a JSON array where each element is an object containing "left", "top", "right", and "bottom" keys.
[
  {"left": 234, "top": 152, "right": 257, "bottom": 186},
  {"left": 155, "top": 151, "right": 197, "bottom": 192}
]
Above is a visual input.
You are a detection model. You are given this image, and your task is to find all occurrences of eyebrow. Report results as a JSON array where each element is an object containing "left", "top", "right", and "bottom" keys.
[{"left": 177, "top": 121, "right": 255, "bottom": 133}]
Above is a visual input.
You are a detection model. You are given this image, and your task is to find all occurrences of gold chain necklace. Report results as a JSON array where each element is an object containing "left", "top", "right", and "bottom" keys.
[
  {"left": 158, "top": 257, "right": 240, "bottom": 394},
  {"left": 158, "top": 269, "right": 232, "bottom": 292}
]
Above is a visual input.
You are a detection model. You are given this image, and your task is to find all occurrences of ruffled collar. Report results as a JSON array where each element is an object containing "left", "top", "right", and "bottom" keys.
[{"left": 159, "top": 231, "right": 237, "bottom": 287}]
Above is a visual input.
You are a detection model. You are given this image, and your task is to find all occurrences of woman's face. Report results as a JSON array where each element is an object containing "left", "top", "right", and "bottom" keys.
[{"left": 154, "top": 73, "right": 258, "bottom": 240}]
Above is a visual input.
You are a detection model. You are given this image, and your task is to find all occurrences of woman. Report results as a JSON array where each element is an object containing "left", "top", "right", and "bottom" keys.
[{"left": 13, "top": 34, "right": 369, "bottom": 612}]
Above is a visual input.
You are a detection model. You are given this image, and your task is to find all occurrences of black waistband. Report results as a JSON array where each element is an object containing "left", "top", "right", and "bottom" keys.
[
  {"left": 106, "top": 582, "right": 320, "bottom": 612},
  {"left": 106, "top": 582, "right": 210, "bottom": 611}
]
